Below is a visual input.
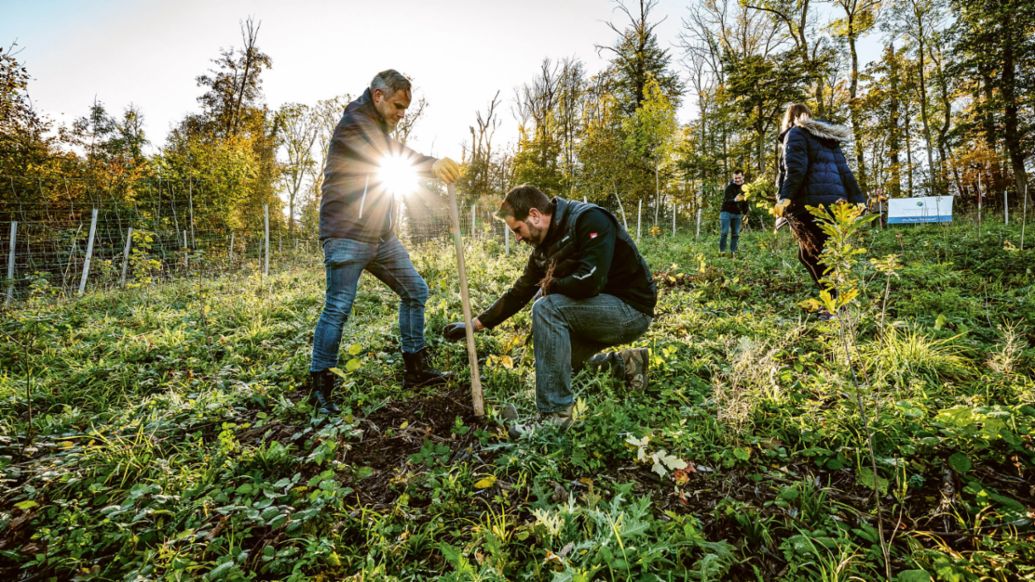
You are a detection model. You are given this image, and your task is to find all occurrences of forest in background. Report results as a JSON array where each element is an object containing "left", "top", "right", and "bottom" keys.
[{"left": 2, "top": 0, "right": 1032, "bottom": 240}]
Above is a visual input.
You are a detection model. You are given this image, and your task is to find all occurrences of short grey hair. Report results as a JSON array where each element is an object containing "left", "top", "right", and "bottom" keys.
[{"left": 370, "top": 69, "right": 411, "bottom": 96}]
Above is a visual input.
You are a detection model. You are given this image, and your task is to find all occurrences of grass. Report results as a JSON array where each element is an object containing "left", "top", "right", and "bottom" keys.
[{"left": 1, "top": 217, "right": 1033, "bottom": 580}]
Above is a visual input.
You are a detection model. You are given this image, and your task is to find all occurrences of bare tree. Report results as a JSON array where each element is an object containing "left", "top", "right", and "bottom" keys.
[
  {"left": 307, "top": 94, "right": 351, "bottom": 202},
  {"left": 514, "top": 58, "right": 561, "bottom": 136},
  {"left": 276, "top": 103, "right": 319, "bottom": 235},
  {"left": 463, "top": 91, "right": 502, "bottom": 199},
  {"left": 557, "top": 58, "right": 586, "bottom": 196},
  {"left": 393, "top": 95, "right": 427, "bottom": 146}
]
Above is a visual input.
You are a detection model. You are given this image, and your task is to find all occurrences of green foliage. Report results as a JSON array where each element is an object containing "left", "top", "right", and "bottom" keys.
[
  {"left": 1, "top": 219, "right": 1033, "bottom": 579},
  {"left": 510, "top": 123, "right": 564, "bottom": 195}
]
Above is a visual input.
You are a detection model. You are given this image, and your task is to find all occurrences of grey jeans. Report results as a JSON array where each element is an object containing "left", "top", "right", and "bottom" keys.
[{"left": 531, "top": 293, "right": 652, "bottom": 413}]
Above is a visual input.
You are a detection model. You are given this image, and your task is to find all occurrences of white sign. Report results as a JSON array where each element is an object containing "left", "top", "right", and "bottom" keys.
[{"left": 887, "top": 196, "right": 954, "bottom": 224}]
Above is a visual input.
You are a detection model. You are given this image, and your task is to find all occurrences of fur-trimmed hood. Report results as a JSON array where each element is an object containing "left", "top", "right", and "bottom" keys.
[
  {"left": 777, "top": 115, "right": 864, "bottom": 206},
  {"left": 792, "top": 118, "right": 852, "bottom": 143}
]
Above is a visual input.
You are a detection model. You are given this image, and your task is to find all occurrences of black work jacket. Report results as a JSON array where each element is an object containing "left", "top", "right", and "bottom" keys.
[
  {"left": 478, "top": 198, "right": 657, "bottom": 328},
  {"left": 721, "top": 182, "right": 748, "bottom": 214},
  {"left": 319, "top": 89, "right": 436, "bottom": 243}
]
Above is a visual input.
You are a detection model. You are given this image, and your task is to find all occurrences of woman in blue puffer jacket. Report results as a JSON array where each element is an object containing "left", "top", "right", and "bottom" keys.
[{"left": 775, "top": 103, "right": 865, "bottom": 299}]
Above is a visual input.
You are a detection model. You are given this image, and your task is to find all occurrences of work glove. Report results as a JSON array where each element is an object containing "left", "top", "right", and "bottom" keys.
[
  {"left": 442, "top": 322, "right": 468, "bottom": 342},
  {"left": 772, "top": 198, "right": 792, "bottom": 218},
  {"left": 432, "top": 157, "right": 461, "bottom": 183}
]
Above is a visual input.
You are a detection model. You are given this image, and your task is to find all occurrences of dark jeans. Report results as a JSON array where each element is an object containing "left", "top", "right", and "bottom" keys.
[
  {"left": 531, "top": 293, "right": 652, "bottom": 413},
  {"left": 788, "top": 209, "right": 830, "bottom": 291},
  {"left": 310, "top": 237, "right": 429, "bottom": 372},
  {"left": 719, "top": 211, "right": 742, "bottom": 252}
]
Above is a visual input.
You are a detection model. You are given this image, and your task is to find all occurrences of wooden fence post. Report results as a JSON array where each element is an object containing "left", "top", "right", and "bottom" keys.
[
  {"left": 1021, "top": 182, "right": 1028, "bottom": 250},
  {"left": 1004, "top": 186, "right": 1009, "bottom": 225},
  {"left": 637, "top": 199, "right": 642, "bottom": 242},
  {"left": 119, "top": 227, "right": 133, "bottom": 288},
  {"left": 263, "top": 204, "right": 270, "bottom": 276},
  {"left": 5, "top": 221, "right": 16, "bottom": 306},
  {"left": 671, "top": 199, "right": 677, "bottom": 236},
  {"left": 977, "top": 170, "right": 984, "bottom": 231},
  {"left": 695, "top": 193, "right": 703, "bottom": 240},
  {"left": 188, "top": 179, "right": 196, "bottom": 247},
  {"left": 614, "top": 190, "right": 629, "bottom": 231},
  {"left": 78, "top": 208, "right": 99, "bottom": 296}
]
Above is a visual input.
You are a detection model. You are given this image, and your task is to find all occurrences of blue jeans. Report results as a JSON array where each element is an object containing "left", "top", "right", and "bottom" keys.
[
  {"left": 310, "top": 237, "right": 429, "bottom": 372},
  {"left": 531, "top": 293, "right": 652, "bottom": 413},
  {"left": 719, "top": 211, "right": 742, "bottom": 253}
]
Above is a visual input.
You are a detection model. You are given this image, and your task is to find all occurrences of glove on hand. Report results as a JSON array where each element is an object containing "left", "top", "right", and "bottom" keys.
[
  {"left": 773, "top": 198, "right": 792, "bottom": 218},
  {"left": 443, "top": 322, "right": 467, "bottom": 342},
  {"left": 432, "top": 157, "right": 461, "bottom": 183}
]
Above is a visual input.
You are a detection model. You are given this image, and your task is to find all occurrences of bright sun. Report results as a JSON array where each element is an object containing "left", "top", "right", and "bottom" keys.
[{"left": 378, "top": 154, "right": 419, "bottom": 199}]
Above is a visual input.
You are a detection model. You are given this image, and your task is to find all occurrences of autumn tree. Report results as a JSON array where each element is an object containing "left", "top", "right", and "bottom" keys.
[
  {"left": 623, "top": 74, "right": 679, "bottom": 224},
  {"left": 161, "top": 18, "right": 282, "bottom": 235},
  {"left": 0, "top": 43, "right": 55, "bottom": 207},
  {"left": 950, "top": 0, "right": 1034, "bottom": 200}
]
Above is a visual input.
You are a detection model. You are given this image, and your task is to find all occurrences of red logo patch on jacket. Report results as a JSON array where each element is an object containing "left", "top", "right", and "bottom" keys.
[{"left": 588, "top": 232, "right": 598, "bottom": 239}]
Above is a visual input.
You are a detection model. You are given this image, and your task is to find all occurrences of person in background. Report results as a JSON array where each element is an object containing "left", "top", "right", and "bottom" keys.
[
  {"left": 773, "top": 103, "right": 865, "bottom": 317},
  {"left": 308, "top": 69, "right": 462, "bottom": 414},
  {"left": 719, "top": 169, "right": 748, "bottom": 256},
  {"left": 443, "top": 185, "right": 656, "bottom": 434}
]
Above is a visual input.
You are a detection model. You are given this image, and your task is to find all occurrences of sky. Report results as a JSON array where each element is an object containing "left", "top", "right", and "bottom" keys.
[{"left": 4, "top": 0, "right": 882, "bottom": 159}]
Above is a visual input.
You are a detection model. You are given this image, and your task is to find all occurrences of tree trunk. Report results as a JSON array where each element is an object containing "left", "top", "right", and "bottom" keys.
[
  {"left": 914, "top": 32, "right": 937, "bottom": 196},
  {"left": 979, "top": 70, "right": 1003, "bottom": 195},
  {"left": 887, "top": 43, "right": 902, "bottom": 197},
  {"left": 931, "top": 43, "right": 953, "bottom": 195},
  {"left": 654, "top": 163, "right": 661, "bottom": 227},
  {"left": 1000, "top": 14, "right": 1029, "bottom": 202},
  {"left": 847, "top": 16, "right": 867, "bottom": 194},
  {"left": 904, "top": 81, "right": 915, "bottom": 196}
]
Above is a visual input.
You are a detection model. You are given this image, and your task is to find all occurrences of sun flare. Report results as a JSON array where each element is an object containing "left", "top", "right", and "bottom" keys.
[{"left": 378, "top": 154, "right": 419, "bottom": 198}]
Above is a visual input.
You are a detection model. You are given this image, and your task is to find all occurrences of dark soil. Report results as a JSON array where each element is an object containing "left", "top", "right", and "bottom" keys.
[{"left": 345, "top": 385, "right": 489, "bottom": 507}]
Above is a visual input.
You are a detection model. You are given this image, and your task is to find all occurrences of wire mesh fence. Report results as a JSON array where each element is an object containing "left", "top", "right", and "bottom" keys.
[{"left": 2, "top": 176, "right": 711, "bottom": 304}]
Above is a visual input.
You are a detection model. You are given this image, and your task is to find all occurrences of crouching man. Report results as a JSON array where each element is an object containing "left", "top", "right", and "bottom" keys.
[{"left": 444, "top": 185, "right": 656, "bottom": 430}]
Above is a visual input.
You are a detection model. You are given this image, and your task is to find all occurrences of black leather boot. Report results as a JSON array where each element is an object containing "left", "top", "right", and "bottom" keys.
[
  {"left": 402, "top": 347, "right": 453, "bottom": 389},
  {"left": 308, "top": 370, "right": 341, "bottom": 414}
]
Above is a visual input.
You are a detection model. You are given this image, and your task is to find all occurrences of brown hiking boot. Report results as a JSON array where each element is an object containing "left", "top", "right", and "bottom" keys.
[
  {"left": 617, "top": 348, "right": 649, "bottom": 390},
  {"left": 586, "top": 348, "right": 649, "bottom": 390}
]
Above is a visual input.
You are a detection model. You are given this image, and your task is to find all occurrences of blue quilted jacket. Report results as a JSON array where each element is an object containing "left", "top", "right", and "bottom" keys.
[{"left": 777, "top": 119, "right": 864, "bottom": 207}]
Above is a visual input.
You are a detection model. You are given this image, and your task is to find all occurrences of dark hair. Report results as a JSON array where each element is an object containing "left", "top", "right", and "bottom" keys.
[
  {"left": 732, "top": 169, "right": 744, "bottom": 176},
  {"left": 370, "top": 69, "right": 411, "bottom": 96},
  {"left": 496, "top": 185, "right": 552, "bottom": 221}
]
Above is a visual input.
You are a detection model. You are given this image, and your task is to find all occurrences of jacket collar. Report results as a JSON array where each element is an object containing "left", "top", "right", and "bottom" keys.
[
  {"left": 537, "top": 197, "right": 570, "bottom": 250},
  {"left": 346, "top": 88, "right": 389, "bottom": 133},
  {"left": 783, "top": 119, "right": 852, "bottom": 143}
]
